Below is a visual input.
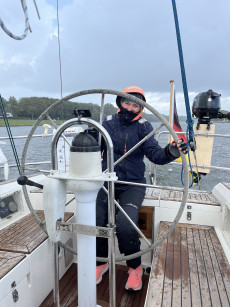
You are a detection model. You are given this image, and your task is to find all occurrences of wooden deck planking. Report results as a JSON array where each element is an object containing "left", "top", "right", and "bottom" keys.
[
  {"left": 145, "top": 223, "right": 168, "bottom": 306},
  {"left": 192, "top": 228, "right": 212, "bottom": 306},
  {"left": 34, "top": 185, "right": 220, "bottom": 206},
  {"left": 161, "top": 223, "right": 174, "bottom": 306},
  {"left": 171, "top": 226, "right": 181, "bottom": 306},
  {"left": 0, "top": 211, "right": 74, "bottom": 281},
  {"left": 113, "top": 269, "right": 126, "bottom": 305},
  {"left": 186, "top": 227, "right": 202, "bottom": 307},
  {"left": 205, "top": 230, "right": 230, "bottom": 306},
  {"left": 59, "top": 272, "right": 78, "bottom": 306},
  {"left": 145, "top": 187, "right": 219, "bottom": 206},
  {"left": 180, "top": 227, "right": 191, "bottom": 306},
  {"left": 41, "top": 264, "right": 149, "bottom": 307},
  {"left": 208, "top": 228, "right": 230, "bottom": 304},
  {"left": 0, "top": 250, "right": 25, "bottom": 279},
  {"left": 0, "top": 211, "right": 74, "bottom": 254},
  {"left": 139, "top": 278, "right": 149, "bottom": 307},
  {"left": 199, "top": 229, "right": 222, "bottom": 306},
  {"left": 145, "top": 222, "right": 230, "bottom": 307}
]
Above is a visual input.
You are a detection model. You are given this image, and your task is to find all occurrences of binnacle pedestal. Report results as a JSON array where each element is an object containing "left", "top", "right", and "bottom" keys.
[{"left": 67, "top": 132, "right": 104, "bottom": 307}]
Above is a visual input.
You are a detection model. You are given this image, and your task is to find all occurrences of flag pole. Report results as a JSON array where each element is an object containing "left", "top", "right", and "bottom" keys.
[{"left": 169, "top": 80, "right": 174, "bottom": 143}]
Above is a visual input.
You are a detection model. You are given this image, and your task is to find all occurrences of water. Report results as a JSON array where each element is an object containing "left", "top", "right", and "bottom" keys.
[
  {"left": 0, "top": 122, "right": 229, "bottom": 191},
  {"left": 150, "top": 122, "right": 230, "bottom": 191}
]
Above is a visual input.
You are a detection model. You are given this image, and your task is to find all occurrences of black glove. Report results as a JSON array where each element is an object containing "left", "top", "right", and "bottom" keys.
[
  {"left": 168, "top": 139, "right": 188, "bottom": 158},
  {"left": 168, "top": 142, "right": 180, "bottom": 158}
]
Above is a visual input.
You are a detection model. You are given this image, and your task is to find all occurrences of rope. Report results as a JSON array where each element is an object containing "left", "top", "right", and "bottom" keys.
[
  {"left": 0, "top": 95, "right": 21, "bottom": 175},
  {"left": 56, "top": 0, "right": 63, "bottom": 99},
  {"left": 171, "top": 0, "right": 202, "bottom": 188},
  {"left": 0, "top": 0, "right": 30, "bottom": 40},
  {"left": 181, "top": 126, "right": 194, "bottom": 188},
  {"left": 171, "top": 0, "right": 195, "bottom": 149},
  {"left": 0, "top": 0, "right": 40, "bottom": 40}
]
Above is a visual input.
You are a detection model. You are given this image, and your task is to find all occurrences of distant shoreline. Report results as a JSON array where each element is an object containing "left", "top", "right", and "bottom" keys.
[
  {"left": 0, "top": 118, "right": 229, "bottom": 127},
  {"left": 0, "top": 119, "right": 64, "bottom": 127}
]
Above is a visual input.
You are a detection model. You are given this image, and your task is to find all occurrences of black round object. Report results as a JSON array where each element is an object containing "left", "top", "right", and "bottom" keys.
[
  {"left": 192, "top": 90, "right": 221, "bottom": 123},
  {"left": 17, "top": 175, "right": 28, "bottom": 186},
  {"left": 70, "top": 131, "right": 100, "bottom": 152}
]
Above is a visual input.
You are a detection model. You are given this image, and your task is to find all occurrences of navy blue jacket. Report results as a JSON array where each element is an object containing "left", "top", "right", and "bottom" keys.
[{"left": 102, "top": 113, "right": 175, "bottom": 184}]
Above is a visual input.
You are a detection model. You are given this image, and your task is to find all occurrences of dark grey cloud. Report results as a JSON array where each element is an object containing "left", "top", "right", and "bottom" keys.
[{"left": 0, "top": 0, "right": 229, "bottom": 113}]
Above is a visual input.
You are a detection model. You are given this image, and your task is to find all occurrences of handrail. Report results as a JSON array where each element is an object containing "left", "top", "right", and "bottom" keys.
[
  {"left": 149, "top": 130, "right": 230, "bottom": 186},
  {"left": 171, "top": 162, "right": 230, "bottom": 172},
  {"left": 156, "top": 130, "right": 230, "bottom": 139},
  {"left": 0, "top": 161, "right": 51, "bottom": 170},
  {"left": 2, "top": 130, "right": 230, "bottom": 176},
  {"left": 0, "top": 134, "right": 53, "bottom": 140}
]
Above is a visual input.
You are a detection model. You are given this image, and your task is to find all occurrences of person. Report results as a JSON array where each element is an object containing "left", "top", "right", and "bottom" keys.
[{"left": 96, "top": 86, "right": 187, "bottom": 291}]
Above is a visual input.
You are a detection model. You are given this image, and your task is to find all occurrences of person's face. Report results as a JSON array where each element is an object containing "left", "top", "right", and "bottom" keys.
[{"left": 121, "top": 100, "right": 141, "bottom": 114}]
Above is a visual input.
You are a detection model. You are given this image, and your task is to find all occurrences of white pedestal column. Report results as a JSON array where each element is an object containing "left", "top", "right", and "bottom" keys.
[{"left": 74, "top": 188, "right": 101, "bottom": 307}]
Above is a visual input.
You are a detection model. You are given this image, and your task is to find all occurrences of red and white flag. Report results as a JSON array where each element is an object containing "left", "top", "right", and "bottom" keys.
[{"left": 169, "top": 83, "right": 187, "bottom": 143}]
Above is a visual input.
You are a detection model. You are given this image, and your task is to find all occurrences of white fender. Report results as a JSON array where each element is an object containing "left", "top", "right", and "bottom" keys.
[{"left": 43, "top": 177, "right": 66, "bottom": 242}]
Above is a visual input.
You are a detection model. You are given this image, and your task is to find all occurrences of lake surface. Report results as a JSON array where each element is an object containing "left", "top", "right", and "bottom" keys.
[{"left": 0, "top": 122, "right": 229, "bottom": 191}]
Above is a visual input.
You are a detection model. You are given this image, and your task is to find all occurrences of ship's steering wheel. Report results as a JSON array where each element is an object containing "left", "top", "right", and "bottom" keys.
[{"left": 20, "top": 89, "right": 189, "bottom": 262}]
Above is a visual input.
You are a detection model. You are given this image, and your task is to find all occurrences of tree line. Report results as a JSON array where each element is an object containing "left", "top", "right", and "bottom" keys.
[{"left": 1, "top": 96, "right": 164, "bottom": 122}]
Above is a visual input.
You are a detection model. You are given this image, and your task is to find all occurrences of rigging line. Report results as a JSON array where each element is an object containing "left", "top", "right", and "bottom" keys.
[
  {"left": 56, "top": 0, "right": 63, "bottom": 99},
  {"left": 0, "top": 96, "right": 21, "bottom": 175},
  {"left": 171, "top": 0, "right": 195, "bottom": 147},
  {"left": 33, "top": 0, "right": 40, "bottom": 20},
  {"left": 171, "top": 0, "right": 201, "bottom": 188},
  {"left": 193, "top": 151, "right": 201, "bottom": 190}
]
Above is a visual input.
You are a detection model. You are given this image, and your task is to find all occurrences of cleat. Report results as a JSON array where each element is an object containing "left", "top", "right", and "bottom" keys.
[
  {"left": 125, "top": 265, "right": 143, "bottom": 291},
  {"left": 96, "top": 263, "right": 109, "bottom": 284}
]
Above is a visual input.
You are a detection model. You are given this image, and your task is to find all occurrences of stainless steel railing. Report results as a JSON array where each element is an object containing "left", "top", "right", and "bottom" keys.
[{"left": 149, "top": 130, "right": 230, "bottom": 186}]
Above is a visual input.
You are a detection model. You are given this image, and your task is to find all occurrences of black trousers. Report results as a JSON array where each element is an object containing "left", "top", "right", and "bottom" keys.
[{"left": 96, "top": 185, "right": 146, "bottom": 269}]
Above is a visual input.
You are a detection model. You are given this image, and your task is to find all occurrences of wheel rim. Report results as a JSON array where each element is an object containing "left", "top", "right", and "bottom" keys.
[{"left": 20, "top": 88, "right": 189, "bottom": 262}]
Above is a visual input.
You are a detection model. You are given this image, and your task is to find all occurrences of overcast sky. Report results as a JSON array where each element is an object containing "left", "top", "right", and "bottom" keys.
[{"left": 0, "top": 0, "right": 230, "bottom": 115}]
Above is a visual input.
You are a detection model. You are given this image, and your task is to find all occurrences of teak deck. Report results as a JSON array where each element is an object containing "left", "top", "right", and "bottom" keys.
[
  {"left": 0, "top": 211, "right": 73, "bottom": 279},
  {"left": 41, "top": 264, "right": 150, "bottom": 307},
  {"left": 145, "top": 187, "right": 219, "bottom": 205},
  {"left": 145, "top": 222, "right": 230, "bottom": 307},
  {"left": 32, "top": 185, "right": 220, "bottom": 206},
  {"left": 0, "top": 250, "right": 25, "bottom": 280},
  {"left": 41, "top": 222, "right": 230, "bottom": 307}
]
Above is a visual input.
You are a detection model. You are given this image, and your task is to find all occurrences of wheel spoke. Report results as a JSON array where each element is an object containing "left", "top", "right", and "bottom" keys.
[
  {"left": 23, "top": 167, "right": 50, "bottom": 174},
  {"left": 102, "top": 186, "right": 151, "bottom": 247},
  {"left": 65, "top": 196, "right": 75, "bottom": 207},
  {"left": 113, "top": 123, "right": 165, "bottom": 168},
  {"left": 46, "top": 114, "right": 71, "bottom": 146}
]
